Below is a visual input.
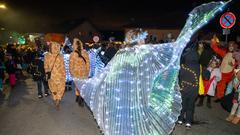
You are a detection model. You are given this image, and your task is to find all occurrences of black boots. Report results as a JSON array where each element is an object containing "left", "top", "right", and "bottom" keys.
[
  {"left": 76, "top": 95, "right": 84, "bottom": 107},
  {"left": 197, "top": 95, "right": 212, "bottom": 108},
  {"left": 197, "top": 96, "right": 204, "bottom": 107},
  {"left": 78, "top": 97, "right": 84, "bottom": 107},
  {"left": 75, "top": 95, "right": 79, "bottom": 102},
  {"left": 214, "top": 98, "right": 222, "bottom": 103},
  {"left": 206, "top": 96, "right": 212, "bottom": 108}
]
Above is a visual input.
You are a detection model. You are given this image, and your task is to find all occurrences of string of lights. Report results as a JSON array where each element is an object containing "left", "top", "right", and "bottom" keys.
[
  {"left": 87, "top": 48, "right": 98, "bottom": 78},
  {"left": 63, "top": 54, "right": 72, "bottom": 82},
  {"left": 180, "top": 64, "right": 199, "bottom": 88},
  {"left": 94, "top": 48, "right": 106, "bottom": 75}
]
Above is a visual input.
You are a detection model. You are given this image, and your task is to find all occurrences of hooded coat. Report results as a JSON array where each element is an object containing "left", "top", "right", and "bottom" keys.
[
  {"left": 69, "top": 39, "right": 90, "bottom": 79},
  {"left": 44, "top": 42, "right": 66, "bottom": 100}
]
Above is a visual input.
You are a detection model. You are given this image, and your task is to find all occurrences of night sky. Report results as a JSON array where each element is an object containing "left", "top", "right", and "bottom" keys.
[{"left": 0, "top": 0, "right": 239, "bottom": 33}]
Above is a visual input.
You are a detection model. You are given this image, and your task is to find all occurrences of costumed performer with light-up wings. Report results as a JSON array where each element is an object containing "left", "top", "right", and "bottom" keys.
[{"left": 73, "top": 1, "right": 230, "bottom": 135}]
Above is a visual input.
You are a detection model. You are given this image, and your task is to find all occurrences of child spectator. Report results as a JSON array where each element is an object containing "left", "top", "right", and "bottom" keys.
[{"left": 198, "top": 56, "right": 221, "bottom": 108}]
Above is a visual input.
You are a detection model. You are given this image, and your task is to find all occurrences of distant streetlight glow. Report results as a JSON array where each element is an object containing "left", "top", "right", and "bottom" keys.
[{"left": 0, "top": 4, "right": 6, "bottom": 9}]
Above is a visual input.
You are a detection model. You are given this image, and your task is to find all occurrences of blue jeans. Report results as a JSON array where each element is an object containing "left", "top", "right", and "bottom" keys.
[{"left": 37, "top": 78, "right": 49, "bottom": 95}]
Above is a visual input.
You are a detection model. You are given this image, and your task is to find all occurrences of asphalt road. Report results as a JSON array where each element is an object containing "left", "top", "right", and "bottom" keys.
[{"left": 0, "top": 74, "right": 239, "bottom": 135}]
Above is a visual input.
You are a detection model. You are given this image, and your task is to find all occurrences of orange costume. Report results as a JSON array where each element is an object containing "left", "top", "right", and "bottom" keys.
[
  {"left": 44, "top": 42, "right": 66, "bottom": 101},
  {"left": 69, "top": 39, "right": 90, "bottom": 96},
  {"left": 211, "top": 38, "right": 235, "bottom": 99}
]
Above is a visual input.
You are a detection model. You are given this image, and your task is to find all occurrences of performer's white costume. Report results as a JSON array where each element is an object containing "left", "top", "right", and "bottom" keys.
[{"left": 74, "top": 1, "right": 229, "bottom": 135}]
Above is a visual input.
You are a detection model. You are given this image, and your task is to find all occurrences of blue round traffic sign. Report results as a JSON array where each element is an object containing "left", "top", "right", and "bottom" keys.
[{"left": 220, "top": 12, "right": 236, "bottom": 29}]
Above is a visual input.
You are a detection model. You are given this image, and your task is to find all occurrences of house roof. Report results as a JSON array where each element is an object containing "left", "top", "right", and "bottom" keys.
[{"left": 54, "top": 18, "right": 100, "bottom": 33}]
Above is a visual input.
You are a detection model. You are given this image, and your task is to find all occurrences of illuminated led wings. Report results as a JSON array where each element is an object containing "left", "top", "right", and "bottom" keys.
[{"left": 74, "top": 1, "right": 228, "bottom": 135}]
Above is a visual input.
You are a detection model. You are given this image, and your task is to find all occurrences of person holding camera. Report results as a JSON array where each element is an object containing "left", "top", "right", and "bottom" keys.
[{"left": 32, "top": 53, "right": 50, "bottom": 99}]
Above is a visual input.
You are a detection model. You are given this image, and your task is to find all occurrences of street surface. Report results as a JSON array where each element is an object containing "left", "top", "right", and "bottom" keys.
[{"left": 0, "top": 74, "right": 239, "bottom": 135}]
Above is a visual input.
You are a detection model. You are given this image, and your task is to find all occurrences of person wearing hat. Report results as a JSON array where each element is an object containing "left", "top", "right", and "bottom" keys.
[
  {"left": 211, "top": 35, "right": 238, "bottom": 102},
  {"left": 44, "top": 42, "right": 66, "bottom": 110},
  {"left": 178, "top": 42, "right": 201, "bottom": 129}
]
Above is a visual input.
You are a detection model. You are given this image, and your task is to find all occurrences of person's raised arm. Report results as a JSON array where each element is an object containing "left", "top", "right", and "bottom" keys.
[{"left": 210, "top": 35, "right": 226, "bottom": 58}]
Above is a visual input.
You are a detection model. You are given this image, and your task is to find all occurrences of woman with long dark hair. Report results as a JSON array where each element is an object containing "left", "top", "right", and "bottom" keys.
[{"left": 69, "top": 38, "right": 90, "bottom": 107}]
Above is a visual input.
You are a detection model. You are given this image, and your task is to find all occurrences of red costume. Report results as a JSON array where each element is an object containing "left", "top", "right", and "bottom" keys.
[{"left": 211, "top": 39, "right": 235, "bottom": 99}]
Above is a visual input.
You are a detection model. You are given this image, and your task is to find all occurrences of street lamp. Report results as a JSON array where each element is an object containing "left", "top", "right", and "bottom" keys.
[{"left": 0, "top": 4, "right": 6, "bottom": 9}]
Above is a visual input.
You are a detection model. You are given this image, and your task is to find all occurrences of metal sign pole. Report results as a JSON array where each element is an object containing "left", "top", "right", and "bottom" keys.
[
  {"left": 225, "top": 31, "right": 228, "bottom": 44},
  {"left": 223, "top": 28, "right": 230, "bottom": 44}
]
